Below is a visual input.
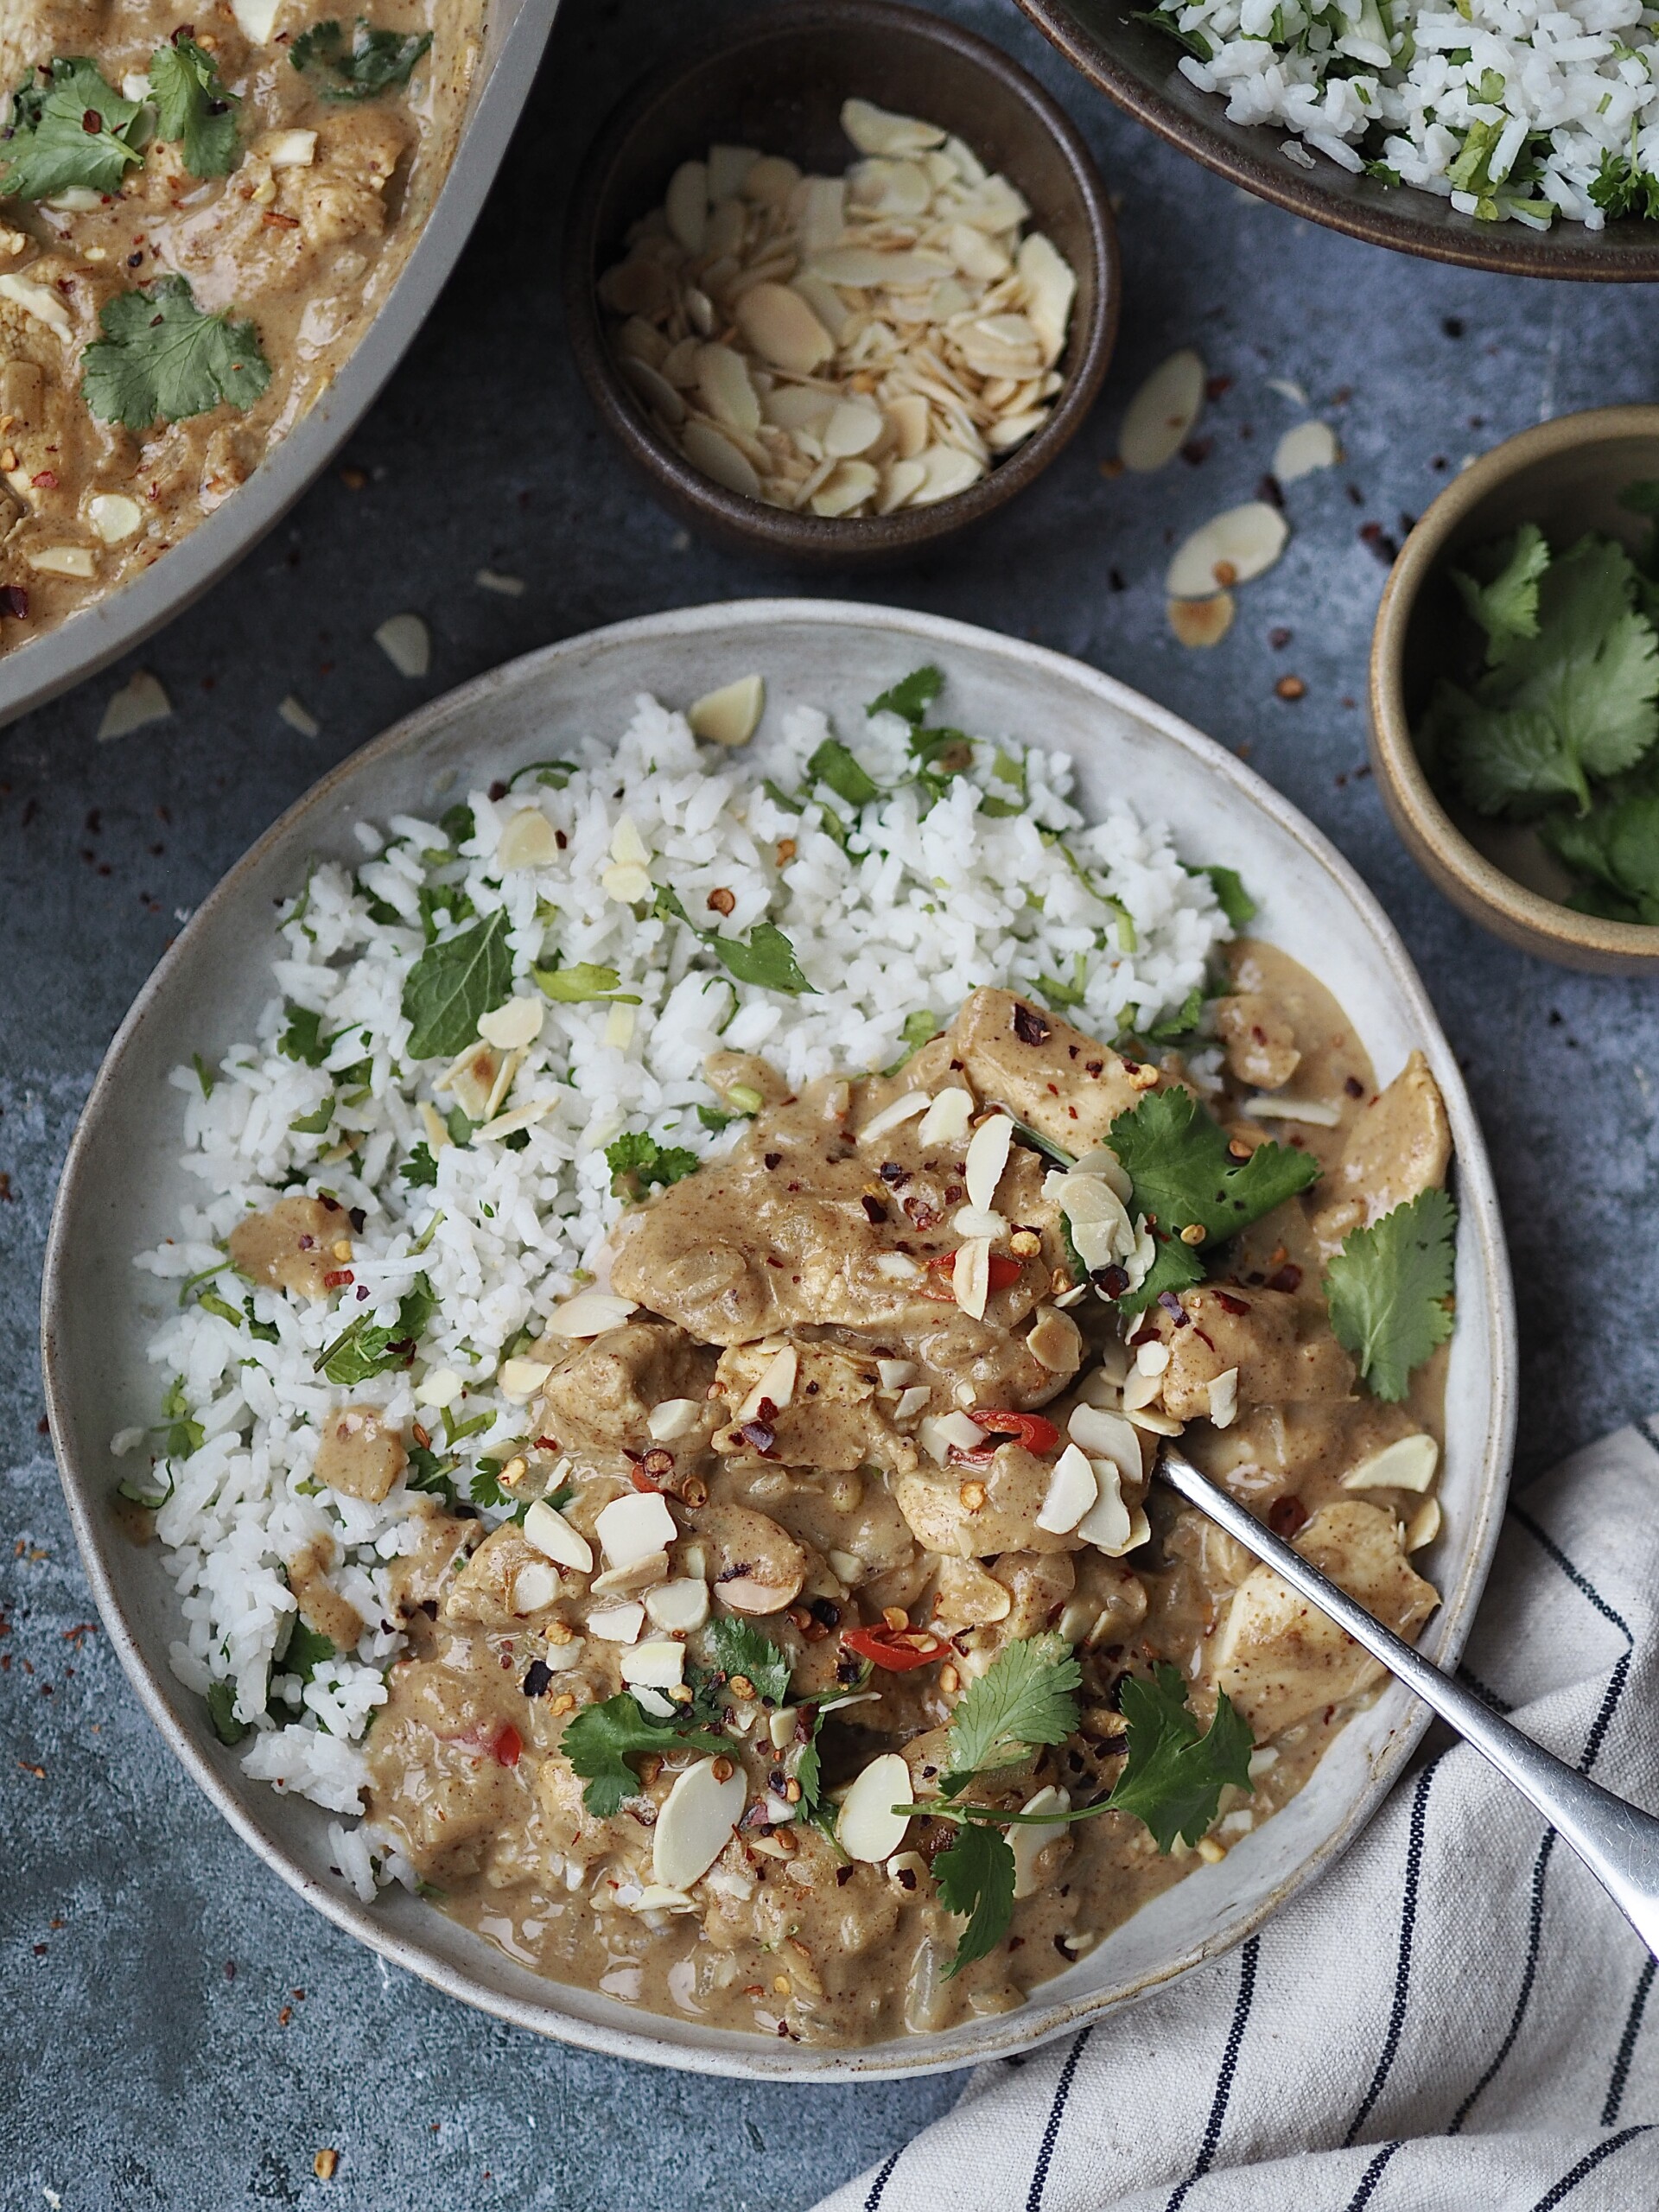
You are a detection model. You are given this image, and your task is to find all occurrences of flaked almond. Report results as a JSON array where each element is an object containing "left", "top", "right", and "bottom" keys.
[
  {"left": 653, "top": 1756, "right": 747, "bottom": 1888},
  {"left": 96, "top": 669, "right": 171, "bottom": 742},
  {"left": 1035, "top": 1442, "right": 1097, "bottom": 1535},
  {"left": 478, "top": 996, "right": 545, "bottom": 1052},
  {"left": 917, "top": 1086, "right": 972, "bottom": 1147},
  {"left": 588, "top": 1600, "right": 646, "bottom": 1643},
  {"left": 1206, "top": 1367, "right": 1240, "bottom": 1429},
  {"left": 1344, "top": 1433, "right": 1439, "bottom": 1493},
  {"left": 524, "top": 1497, "right": 594, "bottom": 1573},
  {"left": 1077, "top": 1456, "right": 1133, "bottom": 1551},
  {"left": 680, "top": 420, "right": 761, "bottom": 500},
  {"left": 696, "top": 342, "right": 762, "bottom": 434},
  {"left": 1009, "top": 1785, "right": 1071, "bottom": 1897},
  {"left": 498, "top": 808, "right": 558, "bottom": 869},
  {"left": 688, "top": 672, "right": 765, "bottom": 747},
  {"left": 620, "top": 353, "right": 687, "bottom": 428},
  {"left": 836, "top": 1751, "right": 912, "bottom": 1861},
  {"left": 1168, "top": 592, "right": 1236, "bottom": 649},
  {"left": 619, "top": 1637, "right": 688, "bottom": 1690},
  {"left": 734, "top": 283, "right": 835, "bottom": 374},
  {"left": 544, "top": 1289, "right": 637, "bottom": 1338},
  {"left": 841, "top": 99, "right": 945, "bottom": 157},
  {"left": 953, "top": 1236, "right": 992, "bottom": 1321},
  {"left": 1119, "top": 348, "right": 1205, "bottom": 473},
  {"left": 1273, "top": 419, "right": 1340, "bottom": 484},
  {"left": 373, "top": 612, "right": 430, "bottom": 677},
  {"left": 1167, "top": 504, "right": 1288, "bottom": 601},
  {"left": 644, "top": 1579, "right": 710, "bottom": 1633},
  {"left": 664, "top": 159, "right": 709, "bottom": 254},
  {"left": 860, "top": 1090, "right": 931, "bottom": 1144},
  {"left": 647, "top": 1396, "right": 702, "bottom": 1442},
  {"left": 964, "top": 1112, "right": 1014, "bottom": 1211},
  {"left": 596, "top": 1490, "right": 678, "bottom": 1570},
  {"left": 1406, "top": 1495, "right": 1442, "bottom": 1551}
]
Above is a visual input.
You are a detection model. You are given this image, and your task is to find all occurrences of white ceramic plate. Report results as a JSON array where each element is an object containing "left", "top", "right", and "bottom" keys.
[{"left": 41, "top": 600, "right": 1516, "bottom": 2080}]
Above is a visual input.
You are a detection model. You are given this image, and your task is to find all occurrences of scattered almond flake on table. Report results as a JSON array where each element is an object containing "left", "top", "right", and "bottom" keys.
[
  {"left": 1166, "top": 502, "right": 1288, "bottom": 601},
  {"left": 474, "top": 569, "right": 526, "bottom": 597},
  {"left": 373, "top": 613, "right": 429, "bottom": 677},
  {"left": 1167, "top": 592, "right": 1235, "bottom": 649},
  {"left": 96, "top": 668, "right": 171, "bottom": 741},
  {"left": 1118, "top": 348, "right": 1205, "bottom": 473},
  {"left": 599, "top": 99, "right": 1077, "bottom": 519},
  {"left": 278, "top": 695, "right": 320, "bottom": 738},
  {"left": 1272, "top": 420, "right": 1340, "bottom": 485}
]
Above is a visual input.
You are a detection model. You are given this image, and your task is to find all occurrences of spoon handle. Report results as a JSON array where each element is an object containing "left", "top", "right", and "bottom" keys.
[{"left": 1157, "top": 1446, "right": 1659, "bottom": 1959}]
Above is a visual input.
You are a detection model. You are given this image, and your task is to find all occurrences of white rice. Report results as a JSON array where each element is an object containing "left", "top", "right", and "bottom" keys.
[
  {"left": 1155, "top": 0, "right": 1659, "bottom": 226},
  {"left": 121, "top": 684, "right": 1236, "bottom": 1891}
]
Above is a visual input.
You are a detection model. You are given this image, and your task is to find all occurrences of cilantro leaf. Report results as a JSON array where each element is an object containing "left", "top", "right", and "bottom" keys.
[
  {"left": 1541, "top": 791, "right": 1659, "bottom": 922},
  {"left": 401, "top": 908, "right": 513, "bottom": 1059},
  {"left": 81, "top": 276, "right": 270, "bottom": 431},
  {"left": 606, "top": 1130, "right": 700, "bottom": 1193},
  {"left": 1104, "top": 1663, "right": 1253, "bottom": 1853},
  {"left": 885, "top": 1007, "right": 942, "bottom": 1075},
  {"left": 279, "top": 1002, "right": 330, "bottom": 1066},
  {"left": 469, "top": 1459, "right": 527, "bottom": 1515},
  {"left": 159, "top": 1375, "right": 204, "bottom": 1460},
  {"left": 315, "top": 1274, "right": 435, "bottom": 1384},
  {"left": 559, "top": 1693, "right": 728, "bottom": 1817},
  {"left": 291, "top": 17, "right": 433, "bottom": 100},
  {"left": 404, "top": 1444, "right": 458, "bottom": 1504},
  {"left": 806, "top": 736, "right": 880, "bottom": 809},
  {"left": 934, "top": 1821, "right": 1017, "bottom": 1976},
  {"left": 0, "top": 59, "right": 145, "bottom": 200},
  {"left": 1324, "top": 1187, "right": 1457, "bottom": 1402},
  {"left": 531, "top": 961, "right": 639, "bottom": 1004},
  {"left": 280, "top": 1619, "right": 337, "bottom": 1681},
  {"left": 702, "top": 1617, "right": 792, "bottom": 1706},
  {"left": 1128, "top": 6, "right": 1214, "bottom": 60},
  {"left": 868, "top": 665, "right": 944, "bottom": 723},
  {"left": 1190, "top": 864, "right": 1256, "bottom": 928},
  {"left": 206, "top": 1679, "right": 247, "bottom": 1745},
  {"left": 439, "top": 802, "right": 474, "bottom": 848},
  {"left": 1143, "top": 982, "right": 1205, "bottom": 1047},
  {"left": 1450, "top": 522, "right": 1548, "bottom": 665},
  {"left": 149, "top": 35, "right": 238, "bottom": 179},
  {"left": 1591, "top": 146, "right": 1659, "bottom": 222},
  {"left": 399, "top": 1142, "right": 439, "bottom": 1188},
  {"left": 943, "top": 1631, "right": 1081, "bottom": 1793},
  {"left": 1107, "top": 1088, "right": 1320, "bottom": 1312},
  {"left": 652, "top": 885, "right": 815, "bottom": 996}
]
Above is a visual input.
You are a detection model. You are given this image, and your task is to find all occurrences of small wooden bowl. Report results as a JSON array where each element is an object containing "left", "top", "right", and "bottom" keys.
[
  {"left": 1370, "top": 406, "right": 1659, "bottom": 975},
  {"left": 562, "top": 0, "right": 1119, "bottom": 565}
]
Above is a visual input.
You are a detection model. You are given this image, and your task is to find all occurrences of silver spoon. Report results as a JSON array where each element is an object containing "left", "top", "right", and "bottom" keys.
[{"left": 1156, "top": 1443, "right": 1659, "bottom": 1960}]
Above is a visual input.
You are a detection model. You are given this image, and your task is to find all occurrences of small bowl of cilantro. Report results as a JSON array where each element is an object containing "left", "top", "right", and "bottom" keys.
[{"left": 1370, "top": 405, "right": 1659, "bottom": 973}]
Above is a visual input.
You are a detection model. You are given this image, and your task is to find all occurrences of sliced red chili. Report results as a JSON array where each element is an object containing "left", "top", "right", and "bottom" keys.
[
  {"left": 968, "top": 1408, "right": 1059, "bottom": 1452},
  {"left": 490, "top": 1722, "right": 523, "bottom": 1767},
  {"left": 842, "top": 1624, "right": 947, "bottom": 1672},
  {"left": 322, "top": 1269, "right": 353, "bottom": 1289},
  {"left": 920, "top": 1249, "right": 1025, "bottom": 1299}
]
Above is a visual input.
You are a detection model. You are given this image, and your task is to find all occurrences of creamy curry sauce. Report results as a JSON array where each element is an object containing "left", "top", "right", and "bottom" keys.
[
  {"left": 0, "top": 0, "right": 480, "bottom": 646},
  {"left": 339, "top": 953, "right": 1454, "bottom": 2046}
]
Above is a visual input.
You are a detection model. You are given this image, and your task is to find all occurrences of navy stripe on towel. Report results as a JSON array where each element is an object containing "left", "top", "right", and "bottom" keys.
[
  {"left": 1602, "top": 1958, "right": 1656, "bottom": 2128},
  {"left": 864, "top": 2147, "right": 902, "bottom": 2212},
  {"left": 1343, "top": 2140, "right": 1404, "bottom": 2211},
  {"left": 1164, "top": 1937, "right": 1260, "bottom": 2212},
  {"left": 1345, "top": 1758, "right": 1441, "bottom": 2145},
  {"left": 1026, "top": 2027, "right": 1093, "bottom": 2212},
  {"left": 1528, "top": 2126, "right": 1652, "bottom": 2211}
]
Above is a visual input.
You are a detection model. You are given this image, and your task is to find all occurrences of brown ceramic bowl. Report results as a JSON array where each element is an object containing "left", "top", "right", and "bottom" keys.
[
  {"left": 1370, "top": 406, "right": 1659, "bottom": 974},
  {"left": 562, "top": 0, "right": 1118, "bottom": 564},
  {"left": 1014, "top": 0, "right": 1659, "bottom": 280}
]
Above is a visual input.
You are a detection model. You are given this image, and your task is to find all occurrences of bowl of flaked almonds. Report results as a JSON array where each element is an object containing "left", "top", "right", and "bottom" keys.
[{"left": 563, "top": 0, "right": 1118, "bottom": 563}]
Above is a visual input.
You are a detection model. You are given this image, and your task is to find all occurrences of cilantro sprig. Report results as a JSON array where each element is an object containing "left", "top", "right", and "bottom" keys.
[
  {"left": 1324, "top": 1187, "right": 1457, "bottom": 1401},
  {"left": 314, "top": 1275, "right": 435, "bottom": 1384},
  {"left": 149, "top": 34, "right": 239, "bottom": 178},
  {"left": 1106, "top": 1086, "right": 1321, "bottom": 1313},
  {"left": 605, "top": 1130, "right": 699, "bottom": 1196},
  {"left": 560, "top": 1693, "right": 728, "bottom": 1816},
  {"left": 401, "top": 909, "right": 514, "bottom": 1059},
  {"left": 652, "top": 884, "right": 815, "bottom": 996},
  {"left": 82, "top": 276, "right": 270, "bottom": 431},
  {"left": 291, "top": 17, "right": 434, "bottom": 101},
  {"left": 1, "top": 59, "right": 146, "bottom": 200},
  {"left": 893, "top": 1639, "right": 1254, "bottom": 1976}
]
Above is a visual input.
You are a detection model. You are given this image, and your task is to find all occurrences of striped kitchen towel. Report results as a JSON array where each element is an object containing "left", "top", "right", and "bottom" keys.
[{"left": 815, "top": 1424, "right": 1659, "bottom": 2212}]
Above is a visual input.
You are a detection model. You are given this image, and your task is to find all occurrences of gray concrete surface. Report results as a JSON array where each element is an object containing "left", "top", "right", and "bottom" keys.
[{"left": 4, "top": 0, "right": 1658, "bottom": 2202}]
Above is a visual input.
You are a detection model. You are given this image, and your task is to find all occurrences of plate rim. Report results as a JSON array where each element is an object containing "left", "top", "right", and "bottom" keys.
[{"left": 41, "top": 596, "right": 1517, "bottom": 2081}]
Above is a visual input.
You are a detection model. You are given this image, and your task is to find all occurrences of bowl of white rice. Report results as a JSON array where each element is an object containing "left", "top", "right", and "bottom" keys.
[
  {"left": 1015, "top": 0, "right": 1659, "bottom": 277},
  {"left": 41, "top": 599, "right": 1515, "bottom": 2077}
]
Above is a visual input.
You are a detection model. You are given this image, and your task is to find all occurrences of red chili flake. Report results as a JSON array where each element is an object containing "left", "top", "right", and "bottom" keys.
[
  {"left": 322, "top": 1269, "right": 353, "bottom": 1289},
  {"left": 1012, "top": 1003, "right": 1051, "bottom": 1046},
  {"left": 1268, "top": 1497, "right": 1307, "bottom": 1539},
  {"left": 1214, "top": 1291, "right": 1252, "bottom": 1316},
  {"left": 297, "top": 1234, "right": 315, "bottom": 1249},
  {"left": 1084, "top": 1059, "right": 1103, "bottom": 1077},
  {"left": 80, "top": 107, "right": 100, "bottom": 132},
  {"left": 968, "top": 1409, "right": 1059, "bottom": 1452},
  {"left": 902, "top": 1195, "right": 941, "bottom": 1230},
  {"left": 764, "top": 1152, "right": 782, "bottom": 1170},
  {"left": 29, "top": 471, "right": 56, "bottom": 491},
  {"left": 841, "top": 1624, "right": 946, "bottom": 1672},
  {"left": 535, "top": 1435, "right": 560, "bottom": 1452},
  {"left": 490, "top": 1723, "right": 522, "bottom": 1767},
  {"left": 1267, "top": 1263, "right": 1303, "bottom": 1294}
]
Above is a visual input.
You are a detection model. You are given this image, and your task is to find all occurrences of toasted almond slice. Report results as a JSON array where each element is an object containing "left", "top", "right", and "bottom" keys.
[
  {"left": 1166, "top": 502, "right": 1288, "bottom": 600},
  {"left": 823, "top": 399, "right": 885, "bottom": 456},
  {"left": 512, "top": 1560, "right": 560, "bottom": 1615},
  {"left": 877, "top": 457, "right": 927, "bottom": 514},
  {"left": 0, "top": 272, "right": 71, "bottom": 336},
  {"left": 620, "top": 1638, "right": 688, "bottom": 1692},
  {"left": 1344, "top": 1433, "right": 1440, "bottom": 1493},
  {"left": 860, "top": 1090, "right": 931, "bottom": 1143},
  {"left": 1010, "top": 1785, "right": 1071, "bottom": 1897},
  {"left": 1206, "top": 1367, "right": 1241, "bottom": 1429},
  {"left": 647, "top": 1396, "right": 702, "bottom": 1442},
  {"left": 743, "top": 155, "right": 802, "bottom": 205},
  {"left": 912, "top": 443, "right": 983, "bottom": 505},
  {"left": 415, "top": 1366, "right": 463, "bottom": 1409},
  {"left": 26, "top": 544, "right": 95, "bottom": 579},
  {"left": 917, "top": 1086, "right": 972, "bottom": 1146},
  {"left": 796, "top": 174, "right": 847, "bottom": 255},
  {"left": 738, "top": 1343, "right": 798, "bottom": 1420},
  {"left": 588, "top": 1601, "right": 646, "bottom": 1644},
  {"left": 1077, "top": 1457, "right": 1133, "bottom": 1551},
  {"left": 789, "top": 270, "right": 853, "bottom": 345},
  {"left": 1168, "top": 592, "right": 1236, "bottom": 649},
  {"left": 524, "top": 1497, "right": 593, "bottom": 1573},
  {"left": 810, "top": 245, "right": 937, "bottom": 287},
  {"left": 374, "top": 612, "right": 430, "bottom": 677},
  {"left": 851, "top": 156, "right": 933, "bottom": 218},
  {"left": 546, "top": 1289, "right": 638, "bottom": 1338},
  {"left": 1273, "top": 418, "right": 1340, "bottom": 483},
  {"left": 681, "top": 420, "right": 761, "bottom": 499},
  {"left": 920, "top": 1408, "right": 983, "bottom": 1465},
  {"left": 590, "top": 1552, "right": 669, "bottom": 1599},
  {"left": 696, "top": 342, "right": 761, "bottom": 433},
  {"left": 836, "top": 1751, "right": 912, "bottom": 1861},
  {"left": 734, "top": 282, "right": 834, "bottom": 375},
  {"left": 478, "top": 996, "right": 545, "bottom": 1052},
  {"left": 660, "top": 334, "right": 702, "bottom": 386},
  {"left": 1017, "top": 232, "right": 1077, "bottom": 365},
  {"left": 1405, "top": 1496, "right": 1442, "bottom": 1550},
  {"left": 964, "top": 1112, "right": 1014, "bottom": 1211},
  {"left": 96, "top": 669, "right": 170, "bottom": 741},
  {"left": 664, "top": 159, "right": 709, "bottom": 253},
  {"left": 763, "top": 384, "right": 836, "bottom": 434},
  {"left": 809, "top": 458, "right": 878, "bottom": 516},
  {"left": 884, "top": 392, "right": 931, "bottom": 459},
  {"left": 1067, "top": 1402, "right": 1141, "bottom": 1480},
  {"left": 1036, "top": 1442, "right": 1097, "bottom": 1535},
  {"left": 988, "top": 407, "right": 1049, "bottom": 452},
  {"left": 497, "top": 808, "right": 557, "bottom": 869},
  {"left": 498, "top": 1355, "right": 553, "bottom": 1401},
  {"left": 708, "top": 143, "right": 760, "bottom": 200},
  {"left": 1120, "top": 348, "right": 1205, "bottom": 473},
  {"left": 597, "top": 1490, "right": 678, "bottom": 1570},
  {"left": 954, "top": 174, "right": 1030, "bottom": 232},
  {"left": 615, "top": 315, "right": 668, "bottom": 368},
  {"left": 945, "top": 221, "right": 1009, "bottom": 280},
  {"left": 654, "top": 1756, "right": 747, "bottom": 1888},
  {"left": 620, "top": 353, "right": 686, "bottom": 428},
  {"left": 688, "top": 672, "right": 764, "bottom": 746},
  {"left": 842, "top": 98, "right": 945, "bottom": 156},
  {"left": 86, "top": 492, "right": 143, "bottom": 544},
  {"left": 645, "top": 1578, "right": 711, "bottom": 1633},
  {"left": 1239, "top": 1093, "right": 1342, "bottom": 1127},
  {"left": 953, "top": 1236, "right": 991, "bottom": 1320},
  {"left": 893, "top": 1384, "right": 931, "bottom": 1421}
]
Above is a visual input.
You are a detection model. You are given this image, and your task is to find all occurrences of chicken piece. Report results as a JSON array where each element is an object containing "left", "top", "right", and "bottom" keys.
[
  {"left": 608, "top": 1071, "right": 1069, "bottom": 1357},
  {"left": 932, "top": 1555, "right": 1014, "bottom": 1627},
  {"left": 0, "top": 3, "right": 107, "bottom": 88},
  {"left": 535, "top": 1745, "right": 653, "bottom": 1873},
  {"left": 535, "top": 1321, "right": 718, "bottom": 1457},
  {"left": 287, "top": 1536, "right": 364, "bottom": 1650},
  {"left": 894, "top": 1443, "right": 1077, "bottom": 1560},
  {"left": 445, "top": 1523, "right": 582, "bottom": 1628},
  {"left": 696, "top": 1502, "right": 809, "bottom": 1615},
  {"left": 384, "top": 1501, "right": 478, "bottom": 1615},
  {"left": 314, "top": 1403, "right": 406, "bottom": 1503},
  {"left": 988, "top": 1548, "right": 1075, "bottom": 1639},
  {"left": 228, "top": 1193, "right": 348, "bottom": 1298},
  {"left": 714, "top": 1337, "right": 918, "bottom": 1474},
  {"left": 1147, "top": 1285, "right": 1355, "bottom": 1421},
  {"left": 281, "top": 107, "right": 408, "bottom": 253},
  {"left": 704, "top": 1048, "right": 790, "bottom": 1108},
  {"left": 1311, "top": 1051, "right": 1451, "bottom": 1256},
  {"left": 365, "top": 1658, "right": 531, "bottom": 1881},
  {"left": 1212, "top": 994, "right": 1301, "bottom": 1090},
  {"left": 1210, "top": 1499, "right": 1438, "bottom": 1736},
  {"left": 946, "top": 988, "right": 1160, "bottom": 1153}
]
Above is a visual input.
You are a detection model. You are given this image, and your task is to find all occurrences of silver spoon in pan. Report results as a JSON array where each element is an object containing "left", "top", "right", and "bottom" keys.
[{"left": 1155, "top": 1442, "right": 1659, "bottom": 1961}]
